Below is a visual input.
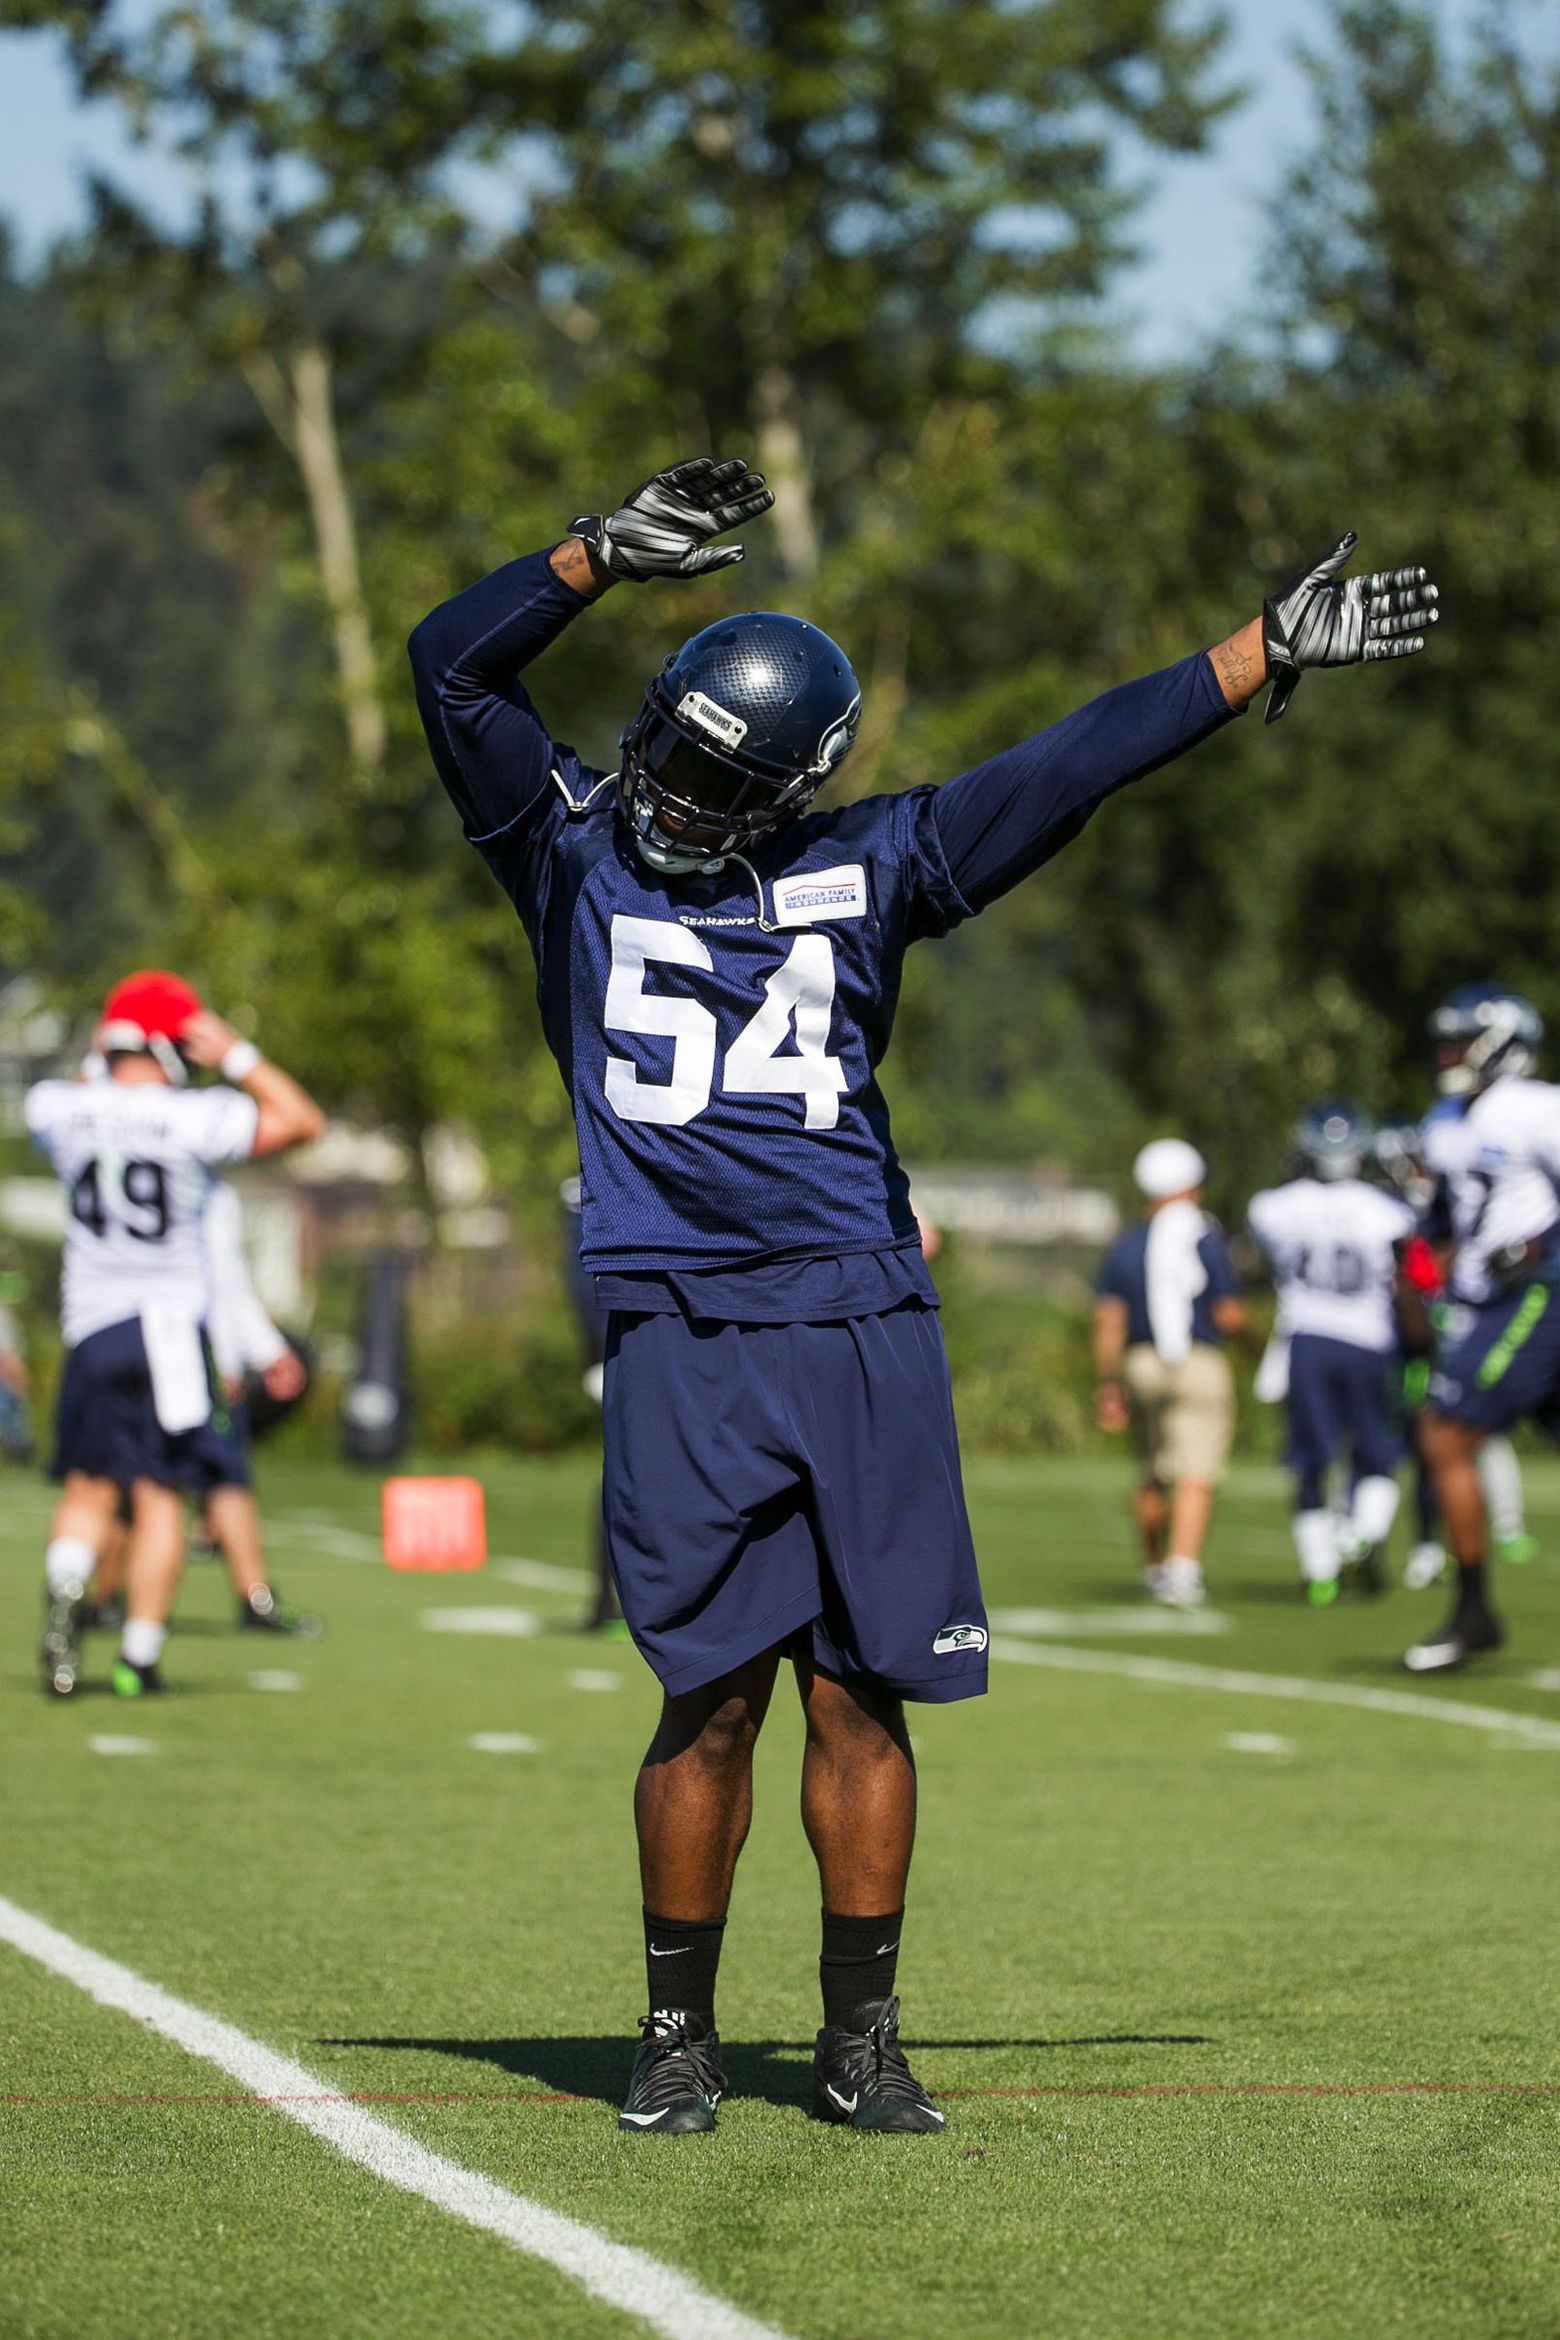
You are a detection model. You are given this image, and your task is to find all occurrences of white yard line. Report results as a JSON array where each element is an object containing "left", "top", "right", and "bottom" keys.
[
  {"left": 989, "top": 1637, "right": 1560, "bottom": 1746},
  {"left": 267, "top": 1518, "right": 592, "bottom": 1596},
  {"left": 0, "top": 1894, "right": 792, "bottom": 2340}
]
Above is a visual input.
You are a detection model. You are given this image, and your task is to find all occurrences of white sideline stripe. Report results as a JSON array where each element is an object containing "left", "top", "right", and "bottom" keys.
[
  {"left": 0, "top": 1894, "right": 793, "bottom": 2340},
  {"left": 989, "top": 1605, "right": 1232, "bottom": 1638},
  {"left": 989, "top": 1637, "right": 1560, "bottom": 1746},
  {"left": 419, "top": 1607, "right": 541, "bottom": 1638},
  {"left": 268, "top": 1519, "right": 593, "bottom": 1595}
]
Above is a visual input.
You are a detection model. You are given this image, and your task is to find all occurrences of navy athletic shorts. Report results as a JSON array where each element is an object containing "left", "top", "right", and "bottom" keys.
[
  {"left": 1428, "top": 1282, "right": 1560, "bottom": 1439},
  {"left": 602, "top": 1301, "right": 988, "bottom": 1704},
  {"left": 51, "top": 1315, "right": 250, "bottom": 1493},
  {"left": 1286, "top": 1331, "right": 1402, "bottom": 1505}
]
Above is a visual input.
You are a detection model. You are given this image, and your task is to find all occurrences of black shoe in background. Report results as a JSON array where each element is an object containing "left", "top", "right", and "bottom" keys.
[
  {"left": 1403, "top": 1601, "right": 1503, "bottom": 1675},
  {"left": 238, "top": 1585, "right": 322, "bottom": 1637}
]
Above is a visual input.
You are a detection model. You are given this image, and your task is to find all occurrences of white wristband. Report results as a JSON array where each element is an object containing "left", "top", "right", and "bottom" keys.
[{"left": 221, "top": 1039, "right": 261, "bottom": 1084}]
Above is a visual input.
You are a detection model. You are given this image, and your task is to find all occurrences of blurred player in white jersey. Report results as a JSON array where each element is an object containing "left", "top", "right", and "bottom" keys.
[
  {"left": 26, "top": 971, "right": 324, "bottom": 1696},
  {"left": 1407, "top": 983, "right": 1558, "bottom": 1672},
  {"left": 1248, "top": 1103, "right": 1415, "bottom": 1603},
  {"left": 1378, "top": 1106, "right": 1536, "bottom": 1589}
]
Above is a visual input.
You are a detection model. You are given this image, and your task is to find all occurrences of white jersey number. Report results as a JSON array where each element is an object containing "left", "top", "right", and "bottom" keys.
[
  {"left": 604, "top": 916, "right": 846, "bottom": 1131},
  {"left": 70, "top": 1155, "right": 172, "bottom": 1244}
]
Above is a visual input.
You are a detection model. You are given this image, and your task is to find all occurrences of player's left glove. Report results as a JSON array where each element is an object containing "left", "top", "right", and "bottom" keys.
[
  {"left": 571, "top": 456, "right": 774, "bottom": 582},
  {"left": 1262, "top": 530, "right": 1440, "bottom": 724}
]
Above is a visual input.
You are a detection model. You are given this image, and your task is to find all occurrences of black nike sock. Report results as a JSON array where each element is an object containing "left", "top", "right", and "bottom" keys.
[
  {"left": 643, "top": 1910, "right": 725, "bottom": 2031},
  {"left": 1454, "top": 1559, "right": 1490, "bottom": 1620},
  {"left": 819, "top": 1907, "right": 904, "bottom": 2031}
]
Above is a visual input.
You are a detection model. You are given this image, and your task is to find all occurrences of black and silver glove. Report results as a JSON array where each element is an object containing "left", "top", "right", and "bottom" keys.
[
  {"left": 571, "top": 455, "right": 774, "bottom": 582},
  {"left": 1262, "top": 529, "right": 1440, "bottom": 724}
]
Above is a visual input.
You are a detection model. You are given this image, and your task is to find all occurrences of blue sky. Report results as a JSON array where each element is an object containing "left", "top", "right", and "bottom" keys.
[{"left": 0, "top": 1, "right": 1484, "bottom": 365}]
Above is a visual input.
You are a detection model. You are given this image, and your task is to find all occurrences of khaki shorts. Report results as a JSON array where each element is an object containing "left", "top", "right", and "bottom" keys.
[{"left": 1123, "top": 1341, "right": 1234, "bottom": 1486}]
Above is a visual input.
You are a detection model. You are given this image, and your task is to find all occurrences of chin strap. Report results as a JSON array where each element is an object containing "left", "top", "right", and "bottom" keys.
[{"left": 725, "top": 853, "right": 782, "bottom": 936}]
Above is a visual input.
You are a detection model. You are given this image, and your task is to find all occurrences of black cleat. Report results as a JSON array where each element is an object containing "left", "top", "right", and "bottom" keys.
[
  {"left": 111, "top": 1657, "right": 166, "bottom": 1698},
  {"left": 1403, "top": 1605, "right": 1504, "bottom": 1675},
  {"left": 812, "top": 1996, "right": 946, "bottom": 2134},
  {"left": 238, "top": 1585, "right": 322, "bottom": 1637},
  {"left": 618, "top": 2011, "right": 725, "bottom": 2134},
  {"left": 81, "top": 1592, "right": 126, "bottom": 1634},
  {"left": 40, "top": 1581, "right": 87, "bottom": 1697},
  {"left": 1347, "top": 1545, "right": 1385, "bottom": 1597}
]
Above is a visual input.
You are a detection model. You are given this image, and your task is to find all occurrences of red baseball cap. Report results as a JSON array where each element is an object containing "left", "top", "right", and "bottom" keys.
[{"left": 100, "top": 971, "right": 203, "bottom": 1070}]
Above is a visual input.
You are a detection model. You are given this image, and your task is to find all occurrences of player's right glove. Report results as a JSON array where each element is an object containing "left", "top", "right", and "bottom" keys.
[
  {"left": 570, "top": 456, "right": 774, "bottom": 582},
  {"left": 1261, "top": 529, "right": 1440, "bottom": 724}
]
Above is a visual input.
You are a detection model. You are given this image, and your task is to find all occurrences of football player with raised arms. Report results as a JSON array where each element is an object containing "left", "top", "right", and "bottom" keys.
[
  {"left": 1407, "top": 984, "right": 1558, "bottom": 1673},
  {"left": 1248, "top": 1103, "right": 1416, "bottom": 1602},
  {"left": 409, "top": 457, "right": 1437, "bottom": 2135},
  {"left": 27, "top": 972, "right": 324, "bottom": 1697}
]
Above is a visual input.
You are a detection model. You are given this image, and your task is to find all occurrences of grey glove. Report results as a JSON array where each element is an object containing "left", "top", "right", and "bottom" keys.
[
  {"left": 1262, "top": 530, "right": 1440, "bottom": 724},
  {"left": 571, "top": 456, "right": 774, "bottom": 582}
]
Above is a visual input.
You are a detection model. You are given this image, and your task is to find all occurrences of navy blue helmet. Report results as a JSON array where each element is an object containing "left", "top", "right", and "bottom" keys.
[
  {"left": 619, "top": 612, "right": 862, "bottom": 874},
  {"left": 1428, "top": 982, "right": 1542, "bottom": 1097},
  {"left": 1293, "top": 1099, "right": 1374, "bottom": 1181}
]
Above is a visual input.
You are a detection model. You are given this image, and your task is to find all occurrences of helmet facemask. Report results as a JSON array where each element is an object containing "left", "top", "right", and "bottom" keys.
[
  {"left": 618, "top": 661, "right": 861, "bottom": 877},
  {"left": 1429, "top": 996, "right": 1540, "bottom": 1097}
]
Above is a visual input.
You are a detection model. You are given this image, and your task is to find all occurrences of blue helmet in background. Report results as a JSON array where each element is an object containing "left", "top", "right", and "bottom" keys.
[
  {"left": 1293, "top": 1099, "right": 1374, "bottom": 1181},
  {"left": 620, "top": 611, "right": 862, "bottom": 875},
  {"left": 1428, "top": 982, "right": 1542, "bottom": 1097}
]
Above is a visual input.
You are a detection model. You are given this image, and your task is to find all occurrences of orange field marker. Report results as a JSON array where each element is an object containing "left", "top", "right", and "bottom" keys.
[{"left": 382, "top": 1476, "right": 487, "bottom": 1571}]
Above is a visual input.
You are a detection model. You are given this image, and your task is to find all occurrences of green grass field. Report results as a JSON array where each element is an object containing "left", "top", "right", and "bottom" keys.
[{"left": 5, "top": 1449, "right": 1560, "bottom": 2340}]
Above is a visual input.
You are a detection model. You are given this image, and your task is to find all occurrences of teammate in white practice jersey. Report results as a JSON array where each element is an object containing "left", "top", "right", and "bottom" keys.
[
  {"left": 27, "top": 971, "right": 324, "bottom": 1697},
  {"left": 1248, "top": 1103, "right": 1414, "bottom": 1603},
  {"left": 1408, "top": 984, "right": 1559, "bottom": 1672}
]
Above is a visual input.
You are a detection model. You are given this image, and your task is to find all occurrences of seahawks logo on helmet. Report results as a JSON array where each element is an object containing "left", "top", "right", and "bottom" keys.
[{"left": 619, "top": 612, "right": 862, "bottom": 875}]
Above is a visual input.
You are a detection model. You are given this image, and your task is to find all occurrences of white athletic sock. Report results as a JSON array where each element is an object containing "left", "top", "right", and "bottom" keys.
[
  {"left": 121, "top": 1619, "right": 166, "bottom": 1669},
  {"left": 45, "top": 1537, "right": 95, "bottom": 1596},
  {"left": 1350, "top": 1474, "right": 1400, "bottom": 1551},
  {"left": 1293, "top": 1509, "right": 1339, "bottom": 1584},
  {"left": 1478, "top": 1437, "right": 1525, "bottom": 1543}
]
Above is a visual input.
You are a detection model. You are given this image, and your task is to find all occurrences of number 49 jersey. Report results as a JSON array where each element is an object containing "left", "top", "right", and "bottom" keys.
[
  {"left": 25, "top": 1079, "right": 259, "bottom": 1346},
  {"left": 1247, "top": 1176, "right": 1415, "bottom": 1353}
]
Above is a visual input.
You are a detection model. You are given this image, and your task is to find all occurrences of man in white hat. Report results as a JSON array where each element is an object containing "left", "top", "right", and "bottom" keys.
[{"left": 1093, "top": 1139, "right": 1248, "bottom": 1606}]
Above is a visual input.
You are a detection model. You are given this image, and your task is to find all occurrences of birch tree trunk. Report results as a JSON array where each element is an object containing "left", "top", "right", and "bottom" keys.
[
  {"left": 243, "top": 338, "right": 387, "bottom": 782},
  {"left": 753, "top": 362, "right": 820, "bottom": 585}
]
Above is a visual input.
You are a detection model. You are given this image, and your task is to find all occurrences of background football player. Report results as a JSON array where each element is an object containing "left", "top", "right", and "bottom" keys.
[
  {"left": 1247, "top": 1103, "right": 1415, "bottom": 1602},
  {"left": 409, "top": 456, "right": 1437, "bottom": 2136},
  {"left": 1093, "top": 1138, "right": 1246, "bottom": 1609},
  {"left": 27, "top": 972, "right": 324, "bottom": 1696},
  {"left": 1406, "top": 984, "right": 1556, "bottom": 1672}
]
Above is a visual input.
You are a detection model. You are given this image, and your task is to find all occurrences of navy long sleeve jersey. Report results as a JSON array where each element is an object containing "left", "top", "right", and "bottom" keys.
[{"left": 410, "top": 550, "right": 1238, "bottom": 1320}]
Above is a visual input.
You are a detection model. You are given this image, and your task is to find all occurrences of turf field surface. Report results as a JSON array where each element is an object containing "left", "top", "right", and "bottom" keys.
[{"left": 4, "top": 1452, "right": 1560, "bottom": 2340}]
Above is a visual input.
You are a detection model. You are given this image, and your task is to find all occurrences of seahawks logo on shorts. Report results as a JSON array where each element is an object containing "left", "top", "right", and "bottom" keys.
[{"left": 932, "top": 1624, "right": 988, "bottom": 1655}]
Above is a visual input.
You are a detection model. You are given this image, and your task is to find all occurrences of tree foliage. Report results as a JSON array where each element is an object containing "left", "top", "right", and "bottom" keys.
[{"left": 0, "top": 0, "right": 1553, "bottom": 1220}]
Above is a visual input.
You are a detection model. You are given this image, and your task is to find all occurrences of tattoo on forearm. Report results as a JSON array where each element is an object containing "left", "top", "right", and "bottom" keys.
[
  {"left": 1210, "top": 630, "right": 1265, "bottom": 707},
  {"left": 549, "top": 535, "right": 611, "bottom": 598}
]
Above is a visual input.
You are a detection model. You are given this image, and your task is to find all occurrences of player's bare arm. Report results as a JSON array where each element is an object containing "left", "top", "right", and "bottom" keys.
[{"left": 180, "top": 1011, "right": 326, "bottom": 1158}]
